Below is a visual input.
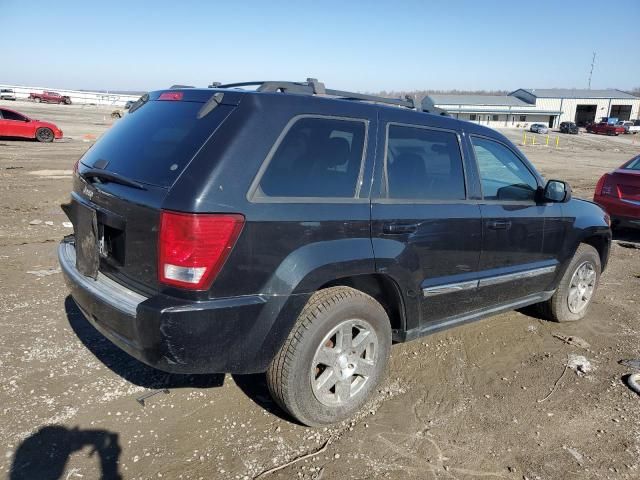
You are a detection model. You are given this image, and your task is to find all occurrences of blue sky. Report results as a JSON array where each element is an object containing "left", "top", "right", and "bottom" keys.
[{"left": 2, "top": 0, "right": 639, "bottom": 92}]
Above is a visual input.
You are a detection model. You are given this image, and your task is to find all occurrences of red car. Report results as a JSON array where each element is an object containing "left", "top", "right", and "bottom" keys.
[
  {"left": 594, "top": 155, "right": 640, "bottom": 229},
  {"left": 0, "top": 107, "right": 63, "bottom": 142},
  {"left": 586, "top": 122, "right": 626, "bottom": 136}
]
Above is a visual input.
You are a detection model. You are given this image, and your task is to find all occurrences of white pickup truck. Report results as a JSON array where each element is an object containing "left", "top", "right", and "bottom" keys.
[{"left": 616, "top": 120, "right": 640, "bottom": 134}]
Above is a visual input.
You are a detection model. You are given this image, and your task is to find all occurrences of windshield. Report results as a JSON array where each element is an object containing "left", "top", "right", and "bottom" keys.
[{"left": 80, "top": 100, "right": 233, "bottom": 188}]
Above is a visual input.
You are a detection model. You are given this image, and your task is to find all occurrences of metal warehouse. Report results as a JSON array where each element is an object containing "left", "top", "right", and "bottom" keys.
[{"left": 428, "top": 88, "right": 640, "bottom": 128}]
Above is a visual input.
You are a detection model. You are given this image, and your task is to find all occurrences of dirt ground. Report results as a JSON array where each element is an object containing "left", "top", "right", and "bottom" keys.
[{"left": 1, "top": 100, "right": 639, "bottom": 480}]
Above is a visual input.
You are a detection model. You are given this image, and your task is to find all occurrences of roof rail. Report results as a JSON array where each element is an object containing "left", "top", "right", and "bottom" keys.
[{"left": 208, "top": 78, "right": 448, "bottom": 115}]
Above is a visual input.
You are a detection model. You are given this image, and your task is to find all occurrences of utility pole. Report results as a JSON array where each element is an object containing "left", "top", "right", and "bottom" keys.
[{"left": 588, "top": 52, "right": 596, "bottom": 89}]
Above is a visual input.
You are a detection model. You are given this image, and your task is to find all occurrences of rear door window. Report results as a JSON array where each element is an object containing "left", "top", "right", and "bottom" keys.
[
  {"left": 80, "top": 100, "right": 234, "bottom": 188},
  {"left": 385, "top": 124, "right": 466, "bottom": 200},
  {"left": 256, "top": 116, "right": 367, "bottom": 198}
]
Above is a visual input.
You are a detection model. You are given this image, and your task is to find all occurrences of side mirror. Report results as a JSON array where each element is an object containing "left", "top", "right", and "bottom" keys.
[{"left": 543, "top": 179, "right": 571, "bottom": 203}]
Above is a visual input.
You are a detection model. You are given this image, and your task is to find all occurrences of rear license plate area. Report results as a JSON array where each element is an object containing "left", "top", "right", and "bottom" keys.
[{"left": 74, "top": 201, "right": 100, "bottom": 279}]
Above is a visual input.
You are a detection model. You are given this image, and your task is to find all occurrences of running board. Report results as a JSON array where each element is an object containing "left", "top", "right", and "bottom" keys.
[{"left": 393, "top": 290, "right": 555, "bottom": 343}]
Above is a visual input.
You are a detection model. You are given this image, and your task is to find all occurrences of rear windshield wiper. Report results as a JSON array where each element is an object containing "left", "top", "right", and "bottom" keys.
[{"left": 80, "top": 168, "right": 147, "bottom": 190}]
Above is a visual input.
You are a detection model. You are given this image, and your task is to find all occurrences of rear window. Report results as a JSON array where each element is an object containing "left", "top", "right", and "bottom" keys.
[
  {"left": 80, "top": 100, "right": 233, "bottom": 188},
  {"left": 625, "top": 156, "right": 640, "bottom": 170}
]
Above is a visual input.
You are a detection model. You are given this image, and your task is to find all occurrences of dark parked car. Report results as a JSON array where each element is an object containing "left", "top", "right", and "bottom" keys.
[
  {"left": 59, "top": 79, "right": 611, "bottom": 426},
  {"left": 560, "top": 121, "right": 579, "bottom": 134},
  {"left": 594, "top": 154, "right": 640, "bottom": 229}
]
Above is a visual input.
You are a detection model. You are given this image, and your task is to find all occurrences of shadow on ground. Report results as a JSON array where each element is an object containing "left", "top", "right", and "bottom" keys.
[
  {"left": 65, "top": 296, "right": 224, "bottom": 389},
  {"left": 64, "top": 296, "right": 295, "bottom": 422},
  {"left": 612, "top": 227, "right": 640, "bottom": 244},
  {"left": 10, "top": 425, "right": 122, "bottom": 480}
]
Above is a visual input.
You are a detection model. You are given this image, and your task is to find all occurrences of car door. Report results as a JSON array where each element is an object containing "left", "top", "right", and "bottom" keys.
[
  {"left": 469, "top": 135, "right": 559, "bottom": 307},
  {"left": 371, "top": 113, "right": 482, "bottom": 334},
  {"left": 0, "top": 109, "right": 33, "bottom": 138}
]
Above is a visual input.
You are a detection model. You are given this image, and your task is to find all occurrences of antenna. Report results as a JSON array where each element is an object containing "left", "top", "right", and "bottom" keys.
[{"left": 588, "top": 52, "right": 596, "bottom": 89}]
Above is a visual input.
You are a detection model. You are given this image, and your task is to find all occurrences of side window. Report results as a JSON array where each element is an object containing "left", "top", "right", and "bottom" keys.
[
  {"left": 386, "top": 125, "right": 466, "bottom": 200},
  {"left": 258, "top": 117, "right": 366, "bottom": 198},
  {"left": 472, "top": 137, "right": 538, "bottom": 201},
  {"left": 1, "top": 110, "right": 25, "bottom": 121}
]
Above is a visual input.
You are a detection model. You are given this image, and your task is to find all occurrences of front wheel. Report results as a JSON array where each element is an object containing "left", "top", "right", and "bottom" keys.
[
  {"left": 35, "top": 127, "right": 54, "bottom": 143},
  {"left": 267, "top": 286, "right": 391, "bottom": 426},
  {"left": 539, "top": 244, "right": 601, "bottom": 322},
  {"left": 33, "top": 97, "right": 41, "bottom": 103}
]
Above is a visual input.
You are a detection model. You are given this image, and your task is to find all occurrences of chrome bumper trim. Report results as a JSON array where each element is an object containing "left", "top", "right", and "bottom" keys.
[{"left": 58, "top": 242, "right": 146, "bottom": 317}]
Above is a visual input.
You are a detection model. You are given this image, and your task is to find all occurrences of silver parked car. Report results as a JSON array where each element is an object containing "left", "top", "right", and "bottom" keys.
[
  {"left": 530, "top": 123, "right": 549, "bottom": 134},
  {"left": 0, "top": 89, "right": 16, "bottom": 101}
]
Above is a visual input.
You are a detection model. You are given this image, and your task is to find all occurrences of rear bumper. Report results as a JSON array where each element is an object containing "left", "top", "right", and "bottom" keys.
[
  {"left": 58, "top": 241, "right": 306, "bottom": 374},
  {"left": 594, "top": 195, "right": 640, "bottom": 228}
]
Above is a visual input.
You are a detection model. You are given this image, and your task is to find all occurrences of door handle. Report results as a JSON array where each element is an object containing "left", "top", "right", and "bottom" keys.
[
  {"left": 383, "top": 223, "right": 418, "bottom": 234},
  {"left": 487, "top": 220, "right": 512, "bottom": 230}
]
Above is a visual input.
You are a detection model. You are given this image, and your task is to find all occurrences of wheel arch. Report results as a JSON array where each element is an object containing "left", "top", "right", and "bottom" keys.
[
  {"left": 319, "top": 273, "right": 406, "bottom": 335},
  {"left": 580, "top": 233, "right": 611, "bottom": 271}
]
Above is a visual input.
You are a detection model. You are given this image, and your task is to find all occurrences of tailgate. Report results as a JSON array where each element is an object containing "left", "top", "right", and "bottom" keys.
[{"left": 64, "top": 91, "right": 238, "bottom": 294}]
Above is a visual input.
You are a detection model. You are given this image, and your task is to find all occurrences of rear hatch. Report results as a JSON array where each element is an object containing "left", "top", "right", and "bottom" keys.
[{"left": 66, "top": 90, "right": 238, "bottom": 295}]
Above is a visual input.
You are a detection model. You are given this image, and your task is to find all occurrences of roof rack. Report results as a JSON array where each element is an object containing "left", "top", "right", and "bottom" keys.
[{"left": 207, "top": 78, "right": 447, "bottom": 115}]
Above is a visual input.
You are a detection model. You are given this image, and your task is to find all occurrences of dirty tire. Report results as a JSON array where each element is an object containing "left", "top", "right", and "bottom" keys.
[
  {"left": 266, "top": 286, "right": 391, "bottom": 427},
  {"left": 33, "top": 97, "right": 41, "bottom": 103},
  {"left": 35, "top": 128, "right": 54, "bottom": 143},
  {"left": 539, "top": 244, "right": 601, "bottom": 322}
]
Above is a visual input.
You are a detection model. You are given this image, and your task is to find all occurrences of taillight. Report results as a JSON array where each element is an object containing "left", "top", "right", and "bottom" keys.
[
  {"left": 158, "top": 91, "right": 183, "bottom": 101},
  {"left": 73, "top": 158, "right": 80, "bottom": 175},
  {"left": 595, "top": 175, "right": 607, "bottom": 195},
  {"left": 158, "top": 211, "right": 244, "bottom": 290},
  {"left": 596, "top": 174, "right": 620, "bottom": 198}
]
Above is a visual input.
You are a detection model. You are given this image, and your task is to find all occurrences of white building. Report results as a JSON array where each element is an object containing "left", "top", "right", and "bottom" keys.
[
  {"left": 510, "top": 88, "right": 640, "bottom": 126},
  {"left": 428, "top": 88, "right": 640, "bottom": 129},
  {"left": 427, "top": 94, "right": 560, "bottom": 128}
]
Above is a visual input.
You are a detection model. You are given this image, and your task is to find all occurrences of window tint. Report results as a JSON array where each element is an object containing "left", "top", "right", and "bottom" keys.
[
  {"left": 625, "top": 156, "right": 640, "bottom": 170},
  {"left": 386, "top": 125, "right": 465, "bottom": 200},
  {"left": 1, "top": 110, "right": 26, "bottom": 121},
  {"left": 80, "top": 100, "right": 233, "bottom": 188},
  {"left": 258, "top": 117, "right": 366, "bottom": 198},
  {"left": 472, "top": 137, "right": 538, "bottom": 201}
]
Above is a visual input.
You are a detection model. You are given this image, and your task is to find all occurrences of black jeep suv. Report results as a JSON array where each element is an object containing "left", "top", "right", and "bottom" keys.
[{"left": 59, "top": 79, "right": 611, "bottom": 426}]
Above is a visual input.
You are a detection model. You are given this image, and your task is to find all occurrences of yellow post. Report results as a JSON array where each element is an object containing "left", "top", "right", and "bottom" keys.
[
  {"left": 532, "top": 135, "right": 535, "bottom": 145},
  {"left": 546, "top": 135, "right": 549, "bottom": 146},
  {"left": 555, "top": 136, "right": 559, "bottom": 148},
  {"left": 523, "top": 131, "right": 526, "bottom": 145}
]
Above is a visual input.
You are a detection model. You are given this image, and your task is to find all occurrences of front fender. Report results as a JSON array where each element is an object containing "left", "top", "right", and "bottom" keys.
[{"left": 562, "top": 199, "right": 612, "bottom": 271}]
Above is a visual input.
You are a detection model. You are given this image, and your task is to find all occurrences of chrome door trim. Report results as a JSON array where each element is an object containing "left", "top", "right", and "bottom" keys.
[
  {"left": 422, "top": 265, "right": 556, "bottom": 297},
  {"left": 423, "top": 280, "right": 478, "bottom": 297},
  {"left": 478, "top": 265, "right": 556, "bottom": 288}
]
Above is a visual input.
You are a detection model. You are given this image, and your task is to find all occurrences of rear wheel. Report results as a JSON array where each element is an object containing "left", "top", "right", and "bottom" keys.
[
  {"left": 538, "top": 244, "right": 601, "bottom": 322},
  {"left": 267, "top": 286, "right": 391, "bottom": 426},
  {"left": 35, "top": 128, "right": 54, "bottom": 143}
]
